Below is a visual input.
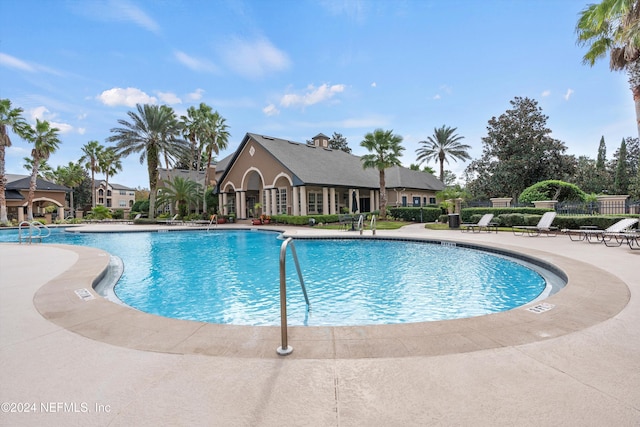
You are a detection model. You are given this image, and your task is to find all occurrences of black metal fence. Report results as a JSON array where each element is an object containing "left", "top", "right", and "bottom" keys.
[{"left": 466, "top": 199, "right": 640, "bottom": 215}]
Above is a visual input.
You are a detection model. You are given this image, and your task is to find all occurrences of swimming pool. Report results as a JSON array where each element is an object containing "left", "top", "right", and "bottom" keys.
[{"left": 0, "top": 227, "right": 563, "bottom": 326}]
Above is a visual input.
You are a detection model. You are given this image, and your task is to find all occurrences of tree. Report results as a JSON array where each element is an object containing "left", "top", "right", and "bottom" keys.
[
  {"left": 464, "top": 97, "right": 575, "bottom": 201},
  {"left": 409, "top": 163, "right": 436, "bottom": 174},
  {"left": 157, "top": 176, "right": 202, "bottom": 218},
  {"left": 360, "top": 129, "right": 405, "bottom": 219},
  {"left": 1, "top": 99, "right": 28, "bottom": 225},
  {"left": 416, "top": 125, "right": 471, "bottom": 182},
  {"left": 614, "top": 138, "right": 630, "bottom": 193},
  {"left": 23, "top": 157, "right": 53, "bottom": 179},
  {"left": 99, "top": 147, "right": 122, "bottom": 197},
  {"left": 200, "top": 110, "right": 229, "bottom": 214},
  {"left": 108, "top": 104, "right": 186, "bottom": 219},
  {"left": 571, "top": 156, "right": 605, "bottom": 194},
  {"left": 576, "top": 0, "right": 640, "bottom": 137},
  {"left": 596, "top": 136, "right": 607, "bottom": 171},
  {"left": 329, "top": 132, "right": 351, "bottom": 153},
  {"left": 80, "top": 140, "right": 104, "bottom": 208},
  {"left": 52, "top": 162, "right": 85, "bottom": 217},
  {"left": 23, "top": 119, "right": 61, "bottom": 220}
]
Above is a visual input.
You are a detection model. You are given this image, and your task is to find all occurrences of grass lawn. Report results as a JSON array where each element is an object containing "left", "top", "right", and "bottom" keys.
[{"left": 316, "top": 220, "right": 411, "bottom": 230}]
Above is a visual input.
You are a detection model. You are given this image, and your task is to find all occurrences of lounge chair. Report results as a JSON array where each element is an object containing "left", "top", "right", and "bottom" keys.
[
  {"left": 512, "top": 212, "right": 558, "bottom": 237},
  {"left": 158, "top": 214, "right": 180, "bottom": 225},
  {"left": 566, "top": 218, "right": 639, "bottom": 244},
  {"left": 461, "top": 214, "right": 497, "bottom": 233}
]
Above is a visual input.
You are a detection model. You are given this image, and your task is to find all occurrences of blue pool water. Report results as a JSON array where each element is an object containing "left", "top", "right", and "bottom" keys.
[{"left": 0, "top": 228, "right": 549, "bottom": 326}]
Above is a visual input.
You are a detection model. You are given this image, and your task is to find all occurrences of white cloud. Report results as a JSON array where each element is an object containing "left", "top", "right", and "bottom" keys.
[
  {"left": 112, "top": 0, "right": 160, "bottom": 34},
  {"left": 564, "top": 88, "right": 574, "bottom": 101},
  {"left": 219, "top": 37, "right": 290, "bottom": 79},
  {"left": 263, "top": 104, "right": 280, "bottom": 116},
  {"left": 97, "top": 87, "right": 157, "bottom": 107},
  {"left": 174, "top": 50, "right": 219, "bottom": 73},
  {"left": 0, "top": 52, "right": 35, "bottom": 72},
  {"left": 78, "top": 128, "right": 86, "bottom": 135},
  {"left": 541, "top": 90, "right": 551, "bottom": 97},
  {"left": 157, "top": 91, "right": 182, "bottom": 104},
  {"left": 28, "top": 106, "right": 75, "bottom": 134},
  {"left": 187, "top": 89, "right": 205, "bottom": 101},
  {"left": 371, "top": 82, "right": 377, "bottom": 87},
  {"left": 280, "top": 83, "right": 346, "bottom": 108},
  {"left": 70, "top": 0, "right": 160, "bottom": 34},
  {"left": 433, "top": 94, "right": 441, "bottom": 100}
]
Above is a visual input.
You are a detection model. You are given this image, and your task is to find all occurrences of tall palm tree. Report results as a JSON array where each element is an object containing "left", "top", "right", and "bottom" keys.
[
  {"left": 107, "top": 104, "right": 186, "bottom": 219},
  {"left": 576, "top": 0, "right": 640, "bottom": 137},
  {"left": 99, "top": 147, "right": 122, "bottom": 203},
  {"left": 157, "top": 176, "right": 202, "bottom": 218},
  {"left": 415, "top": 125, "right": 471, "bottom": 183},
  {"left": 360, "top": 128, "right": 405, "bottom": 219},
  {"left": 23, "top": 157, "right": 54, "bottom": 180},
  {"left": 201, "top": 110, "right": 229, "bottom": 214},
  {"left": 1, "top": 99, "right": 28, "bottom": 225},
  {"left": 181, "top": 104, "right": 207, "bottom": 171},
  {"left": 80, "top": 140, "right": 104, "bottom": 208},
  {"left": 23, "top": 119, "right": 61, "bottom": 220},
  {"left": 53, "top": 162, "right": 85, "bottom": 217}
]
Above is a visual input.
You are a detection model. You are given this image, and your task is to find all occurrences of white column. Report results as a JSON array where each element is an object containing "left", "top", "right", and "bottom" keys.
[
  {"left": 322, "top": 187, "right": 329, "bottom": 215},
  {"left": 293, "top": 186, "right": 300, "bottom": 216},
  {"left": 270, "top": 188, "right": 278, "bottom": 215},
  {"left": 329, "top": 188, "right": 336, "bottom": 215},
  {"left": 222, "top": 193, "right": 228, "bottom": 215},
  {"left": 265, "top": 189, "right": 272, "bottom": 215},
  {"left": 235, "top": 194, "right": 241, "bottom": 216},
  {"left": 239, "top": 191, "right": 246, "bottom": 219},
  {"left": 299, "top": 186, "right": 307, "bottom": 216},
  {"left": 369, "top": 190, "right": 375, "bottom": 213}
]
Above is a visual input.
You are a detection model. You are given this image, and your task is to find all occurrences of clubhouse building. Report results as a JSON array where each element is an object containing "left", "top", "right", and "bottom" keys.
[{"left": 214, "top": 133, "right": 445, "bottom": 219}]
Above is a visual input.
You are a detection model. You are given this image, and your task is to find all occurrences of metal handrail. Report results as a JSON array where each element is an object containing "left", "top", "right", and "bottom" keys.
[
  {"left": 207, "top": 214, "right": 218, "bottom": 231},
  {"left": 277, "top": 237, "right": 310, "bottom": 356},
  {"left": 357, "top": 214, "right": 364, "bottom": 235},
  {"left": 370, "top": 215, "right": 376, "bottom": 235},
  {"left": 18, "top": 221, "right": 50, "bottom": 244}
]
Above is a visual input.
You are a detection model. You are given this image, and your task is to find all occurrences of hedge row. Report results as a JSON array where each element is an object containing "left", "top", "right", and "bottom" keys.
[
  {"left": 458, "top": 212, "right": 637, "bottom": 229},
  {"left": 388, "top": 207, "right": 442, "bottom": 222}
]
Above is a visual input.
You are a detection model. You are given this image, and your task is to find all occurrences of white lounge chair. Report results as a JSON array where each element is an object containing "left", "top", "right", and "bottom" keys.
[
  {"left": 461, "top": 214, "right": 497, "bottom": 233},
  {"left": 512, "top": 212, "right": 557, "bottom": 237},
  {"left": 566, "top": 217, "right": 639, "bottom": 244},
  {"left": 158, "top": 214, "right": 180, "bottom": 225}
]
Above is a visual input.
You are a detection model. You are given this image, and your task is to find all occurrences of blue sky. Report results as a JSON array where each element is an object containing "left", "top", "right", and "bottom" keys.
[{"left": 0, "top": 0, "right": 634, "bottom": 189}]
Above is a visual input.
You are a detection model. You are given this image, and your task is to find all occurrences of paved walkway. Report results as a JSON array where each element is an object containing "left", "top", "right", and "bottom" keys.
[{"left": 0, "top": 223, "right": 639, "bottom": 426}]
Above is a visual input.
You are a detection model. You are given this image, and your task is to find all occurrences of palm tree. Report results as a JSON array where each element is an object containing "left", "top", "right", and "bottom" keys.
[
  {"left": 80, "top": 140, "right": 104, "bottom": 208},
  {"left": 23, "top": 157, "right": 53, "bottom": 179},
  {"left": 1, "top": 99, "right": 28, "bottom": 225},
  {"left": 157, "top": 176, "right": 202, "bottom": 218},
  {"left": 53, "top": 162, "right": 85, "bottom": 218},
  {"left": 23, "top": 119, "right": 61, "bottom": 220},
  {"left": 201, "top": 110, "right": 229, "bottom": 214},
  {"left": 576, "top": 0, "right": 640, "bottom": 137},
  {"left": 415, "top": 125, "right": 471, "bottom": 183},
  {"left": 360, "top": 129, "right": 405, "bottom": 219},
  {"left": 99, "top": 147, "right": 123, "bottom": 202},
  {"left": 107, "top": 104, "right": 186, "bottom": 219}
]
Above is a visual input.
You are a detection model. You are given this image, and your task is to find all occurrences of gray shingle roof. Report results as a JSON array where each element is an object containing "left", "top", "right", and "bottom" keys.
[
  {"left": 244, "top": 133, "right": 444, "bottom": 191},
  {"left": 5, "top": 174, "right": 70, "bottom": 192}
]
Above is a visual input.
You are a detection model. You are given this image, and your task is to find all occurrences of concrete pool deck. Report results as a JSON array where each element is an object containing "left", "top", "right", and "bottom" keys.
[{"left": 1, "top": 223, "right": 639, "bottom": 425}]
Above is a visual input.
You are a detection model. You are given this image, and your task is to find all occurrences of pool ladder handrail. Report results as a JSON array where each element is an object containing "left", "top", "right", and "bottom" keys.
[
  {"left": 277, "top": 237, "right": 310, "bottom": 356},
  {"left": 357, "top": 214, "right": 376, "bottom": 235},
  {"left": 207, "top": 214, "right": 218, "bottom": 231},
  {"left": 18, "top": 220, "right": 51, "bottom": 244}
]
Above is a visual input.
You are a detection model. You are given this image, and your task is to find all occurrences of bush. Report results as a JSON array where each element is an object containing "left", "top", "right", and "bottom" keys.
[
  {"left": 388, "top": 207, "right": 442, "bottom": 222},
  {"left": 132, "top": 200, "right": 149, "bottom": 213},
  {"left": 518, "top": 180, "right": 587, "bottom": 204},
  {"left": 459, "top": 207, "right": 552, "bottom": 223}
]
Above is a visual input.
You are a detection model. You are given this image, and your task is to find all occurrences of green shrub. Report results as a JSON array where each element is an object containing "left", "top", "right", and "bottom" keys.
[
  {"left": 460, "top": 207, "right": 552, "bottom": 223},
  {"left": 518, "top": 180, "right": 587, "bottom": 204},
  {"left": 388, "top": 207, "right": 442, "bottom": 222}
]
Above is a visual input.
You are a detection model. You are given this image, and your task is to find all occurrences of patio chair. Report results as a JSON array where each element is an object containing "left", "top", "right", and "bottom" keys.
[
  {"left": 566, "top": 218, "right": 639, "bottom": 244},
  {"left": 460, "top": 213, "right": 497, "bottom": 233},
  {"left": 158, "top": 214, "right": 180, "bottom": 225},
  {"left": 512, "top": 212, "right": 558, "bottom": 237}
]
